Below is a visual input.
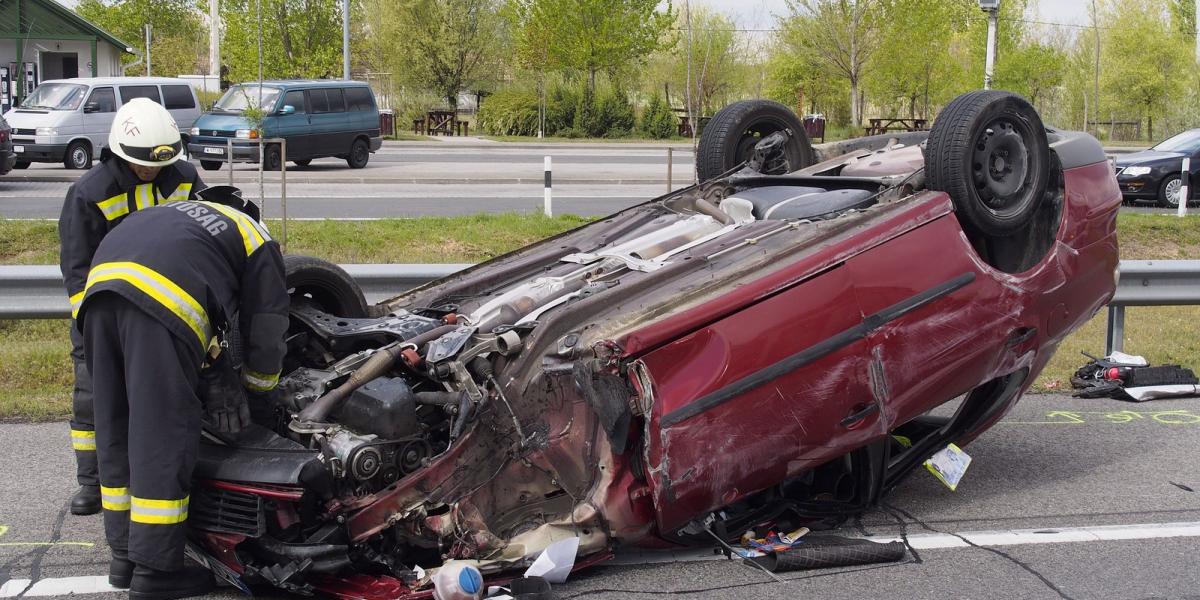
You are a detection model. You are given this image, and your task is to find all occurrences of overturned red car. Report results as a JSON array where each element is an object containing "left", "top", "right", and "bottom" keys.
[{"left": 186, "top": 90, "right": 1121, "bottom": 597}]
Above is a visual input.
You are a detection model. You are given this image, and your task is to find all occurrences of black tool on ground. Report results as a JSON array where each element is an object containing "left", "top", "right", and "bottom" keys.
[
  {"left": 1071, "top": 351, "right": 1198, "bottom": 401},
  {"left": 746, "top": 536, "right": 907, "bottom": 572},
  {"left": 498, "top": 576, "right": 554, "bottom": 599}
]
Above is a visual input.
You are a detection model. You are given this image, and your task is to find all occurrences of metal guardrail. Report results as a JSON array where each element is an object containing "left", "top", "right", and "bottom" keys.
[
  {"left": 2, "top": 261, "right": 1196, "bottom": 357},
  {"left": 0, "top": 263, "right": 470, "bottom": 319},
  {"left": 1106, "top": 260, "right": 1200, "bottom": 354}
]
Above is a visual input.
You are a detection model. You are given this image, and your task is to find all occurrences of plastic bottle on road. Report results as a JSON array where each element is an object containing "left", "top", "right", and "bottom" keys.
[{"left": 432, "top": 561, "right": 484, "bottom": 600}]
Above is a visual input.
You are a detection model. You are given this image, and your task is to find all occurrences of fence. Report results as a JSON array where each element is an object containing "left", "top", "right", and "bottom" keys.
[{"left": 2, "top": 262, "right": 1196, "bottom": 358}]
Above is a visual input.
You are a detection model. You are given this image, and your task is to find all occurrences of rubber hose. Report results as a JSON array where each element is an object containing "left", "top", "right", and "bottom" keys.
[
  {"left": 695, "top": 197, "right": 734, "bottom": 225},
  {"left": 297, "top": 345, "right": 402, "bottom": 423},
  {"left": 749, "top": 539, "right": 906, "bottom": 572}
]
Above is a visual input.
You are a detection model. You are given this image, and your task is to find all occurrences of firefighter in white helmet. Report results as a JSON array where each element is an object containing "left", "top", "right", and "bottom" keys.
[{"left": 57, "top": 97, "right": 205, "bottom": 532}]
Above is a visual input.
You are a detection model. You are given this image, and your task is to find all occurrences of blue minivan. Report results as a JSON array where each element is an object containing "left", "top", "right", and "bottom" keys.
[{"left": 188, "top": 80, "right": 382, "bottom": 171}]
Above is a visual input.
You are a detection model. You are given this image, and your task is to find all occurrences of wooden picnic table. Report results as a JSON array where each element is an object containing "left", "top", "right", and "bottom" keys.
[
  {"left": 864, "top": 117, "right": 929, "bottom": 136},
  {"left": 674, "top": 110, "right": 712, "bottom": 137},
  {"left": 425, "top": 110, "right": 457, "bottom": 136}
]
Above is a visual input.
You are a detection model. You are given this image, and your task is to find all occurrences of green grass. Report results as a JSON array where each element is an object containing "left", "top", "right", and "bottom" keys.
[
  {"left": 1, "top": 212, "right": 1196, "bottom": 420},
  {"left": 386, "top": 132, "right": 437, "bottom": 142}
]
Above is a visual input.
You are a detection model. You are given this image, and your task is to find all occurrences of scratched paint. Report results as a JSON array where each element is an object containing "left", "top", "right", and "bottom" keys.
[{"left": 1003, "top": 409, "right": 1200, "bottom": 425}]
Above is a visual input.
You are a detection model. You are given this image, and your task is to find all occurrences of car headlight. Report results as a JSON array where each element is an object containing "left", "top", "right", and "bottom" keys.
[
  {"left": 189, "top": 126, "right": 200, "bottom": 136},
  {"left": 35, "top": 127, "right": 57, "bottom": 136},
  {"left": 234, "top": 129, "right": 260, "bottom": 139},
  {"left": 1123, "top": 166, "right": 1152, "bottom": 176}
]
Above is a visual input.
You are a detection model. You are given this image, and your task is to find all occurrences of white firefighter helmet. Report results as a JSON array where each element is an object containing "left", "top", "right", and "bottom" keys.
[{"left": 107, "top": 97, "right": 183, "bottom": 167}]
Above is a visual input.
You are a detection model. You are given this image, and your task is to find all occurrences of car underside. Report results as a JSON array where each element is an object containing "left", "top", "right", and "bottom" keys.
[{"left": 186, "top": 90, "right": 1121, "bottom": 598}]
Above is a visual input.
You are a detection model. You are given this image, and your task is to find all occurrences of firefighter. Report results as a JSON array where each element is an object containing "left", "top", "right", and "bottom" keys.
[
  {"left": 58, "top": 97, "right": 205, "bottom": 516},
  {"left": 75, "top": 194, "right": 288, "bottom": 598}
]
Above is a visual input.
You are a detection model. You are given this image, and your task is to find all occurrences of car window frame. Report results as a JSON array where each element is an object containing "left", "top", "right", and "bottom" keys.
[
  {"left": 161, "top": 84, "right": 196, "bottom": 110},
  {"left": 282, "top": 89, "right": 307, "bottom": 114},
  {"left": 118, "top": 84, "right": 163, "bottom": 105},
  {"left": 85, "top": 86, "right": 117, "bottom": 113}
]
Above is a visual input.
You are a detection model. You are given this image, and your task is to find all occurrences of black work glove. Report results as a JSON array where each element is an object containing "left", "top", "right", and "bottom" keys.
[{"left": 198, "top": 357, "right": 252, "bottom": 434}]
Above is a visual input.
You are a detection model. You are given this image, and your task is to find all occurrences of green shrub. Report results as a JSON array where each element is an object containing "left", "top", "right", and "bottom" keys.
[
  {"left": 477, "top": 88, "right": 541, "bottom": 136},
  {"left": 639, "top": 93, "right": 676, "bottom": 139},
  {"left": 558, "top": 127, "right": 586, "bottom": 139},
  {"left": 546, "top": 85, "right": 579, "bottom": 135},
  {"left": 598, "top": 89, "right": 636, "bottom": 134},
  {"left": 575, "top": 86, "right": 602, "bottom": 137}
]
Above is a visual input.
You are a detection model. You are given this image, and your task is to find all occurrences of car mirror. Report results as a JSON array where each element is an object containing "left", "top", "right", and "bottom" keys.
[
  {"left": 279, "top": 105, "right": 295, "bottom": 115},
  {"left": 83, "top": 103, "right": 99, "bottom": 113}
]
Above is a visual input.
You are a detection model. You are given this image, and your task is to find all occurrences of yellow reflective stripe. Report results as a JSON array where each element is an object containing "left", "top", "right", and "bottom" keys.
[
  {"left": 133, "top": 184, "right": 155, "bottom": 210},
  {"left": 101, "top": 486, "right": 130, "bottom": 511},
  {"left": 71, "top": 429, "right": 96, "bottom": 451},
  {"left": 69, "top": 291, "right": 85, "bottom": 319},
  {"left": 96, "top": 193, "right": 130, "bottom": 221},
  {"left": 130, "top": 495, "right": 188, "bottom": 525},
  {"left": 201, "top": 201, "right": 268, "bottom": 256},
  {"left": 242, "top": 369, "right": 280, "bottom": 392},
  {"left": 159, "top": 182, "right": 193, "bottom": 203},
  {"left": 86, "top": 262, "right": 210, "bottom": 349}
]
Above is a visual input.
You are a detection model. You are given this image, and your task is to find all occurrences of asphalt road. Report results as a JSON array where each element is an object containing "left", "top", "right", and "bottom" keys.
[
  {"left": 0, "top": 180, "right": 1185, "bottom": 220},
  {"left": 2, "top": 393, "right": 1199, "bottom": 599}
]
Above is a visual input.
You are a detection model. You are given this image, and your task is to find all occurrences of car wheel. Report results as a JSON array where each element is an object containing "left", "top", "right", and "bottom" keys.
[
  {"left": 200, "top": 160, "right": 223, "bottom": 171},
  {"left": 346, "top": 139, "right": 370, "bottom": 169},
  {"left": 13, "top": 160, "right": 30, "bottom": 169},
  {"left": 1157, "top": 175, "right": 1183, "bottom": 208},
  {"left": 263, "top": 144, "right": 283, "bottom": 172},
  {"left": 696, "top": 99, "right": 815, "bottom": 181},
  {"left": 293, "top": 159, "right": 312, "bottom": 167},
  {"left": 64, "top": 141, "right": 92, "bottom": 170},
  {"left": 925, "top": 90, "right": 1050, "bottom": 236},
  {"left": 284, "top": 254, "right": 369, "bottom": 318}
]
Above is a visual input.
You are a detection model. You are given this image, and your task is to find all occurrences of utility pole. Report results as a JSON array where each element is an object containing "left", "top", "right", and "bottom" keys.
[
  {"left": 209, "top": 0, "right": 219, "bottom": 90},
  {"left": 144, "top": 24, "right": 151, "bottom": 76},
  {"left": 343, "top": 0, "right": 350, "bottom": 80},
  {"left": 1092, "top": 0, "right": 1100, "bottom": 137},
  {"left": 979, "top": 1, "right": 999, "bottom": 90}
]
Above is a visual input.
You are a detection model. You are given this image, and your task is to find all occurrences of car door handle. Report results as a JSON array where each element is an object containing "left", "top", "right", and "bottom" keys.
[
  {"left": 1006, "top": 326, "right": 1037, "bottom": 347},
  {"left": 840, "top": 403, "right": 879, "bottom": 428}
]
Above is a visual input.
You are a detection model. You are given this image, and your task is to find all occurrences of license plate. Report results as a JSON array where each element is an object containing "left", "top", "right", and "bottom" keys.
[
  {"left": 13, "top": 145, "right": 23, "bottom": 153},
  {"left": 202, "top": 147, "right": 224, "bottom": 155}
]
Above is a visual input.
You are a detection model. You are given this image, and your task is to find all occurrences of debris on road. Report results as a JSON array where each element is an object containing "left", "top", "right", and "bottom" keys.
[
  {"left": 1072, "top": 351, "right": 1199, "bottom": 401},
  {"left": 745, "top": 536, "right": 907, "bottom": 572}
]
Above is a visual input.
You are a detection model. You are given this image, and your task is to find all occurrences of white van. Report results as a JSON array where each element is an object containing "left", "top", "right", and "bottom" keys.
[{"left": 2, "top": 77, "right": 203, "bottom": 170}]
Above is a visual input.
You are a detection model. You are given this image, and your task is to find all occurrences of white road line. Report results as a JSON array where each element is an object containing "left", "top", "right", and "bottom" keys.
[
  {"left": 609, "top": 520, "right": 1200, "bottom": 565},
  {"left": 9, "top": 521, "right": 1200, "bottom": 597}
]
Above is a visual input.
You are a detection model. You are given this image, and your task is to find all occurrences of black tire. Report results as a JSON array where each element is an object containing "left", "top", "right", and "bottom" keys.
[
  {"left": 346, "top": 138, "right": 370, "bottom": 169},
  {"left": 293, "top": 159, "right": 312, "bottom": 167},
  {"left": 925, "top": 90, "right": 1050, "bottom": 235},
  {"left": 263, "top": 144, "right": 283, "bottom": 172},
  {"left": 64, "top": 141, "right": 92, "bottom": 170},
  {"left": 1157, "top": 175, "right": 1184, "bottom": 208},
  {"left": 200, "top": 160, "right": 223, "bottom": 171},
  {"left": 696, "top": 100, "right": 814, "bottom": 181},
  {"left": 13, "top": 160, "right": 30, "bottom": 169},
  {"left": 283, "top": 254, "right": 368, "bottom": 318}
]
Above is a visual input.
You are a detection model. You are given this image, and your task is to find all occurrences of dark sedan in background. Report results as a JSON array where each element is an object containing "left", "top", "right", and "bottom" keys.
[
  {"left": 1113, "top": 128, "right": 1200, "bottom": 208},
  {"left": 0, "top": 114, "right": 14, "bottom": 176}
]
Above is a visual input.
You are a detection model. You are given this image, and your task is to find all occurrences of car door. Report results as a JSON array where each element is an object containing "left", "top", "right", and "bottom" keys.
[
  {"left": 637, "top": 265, "right": 882, "bottom": 533},
  {"left": 305, "top": 89, "right": 337, "bottom": 157},
  {"left": 81, "top": 86, "right": 117, "bottom": 152},
  {"left": 273, "top": 89, "right": 310, "bottom": 160},
  {"left": 844, "top": 212, "right": 1022, "bottom": 430}
]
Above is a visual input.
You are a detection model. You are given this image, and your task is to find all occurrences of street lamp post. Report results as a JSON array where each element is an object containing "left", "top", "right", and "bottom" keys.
[{"left": 980, "top": 0, "right": 1000, "bottom": 90}]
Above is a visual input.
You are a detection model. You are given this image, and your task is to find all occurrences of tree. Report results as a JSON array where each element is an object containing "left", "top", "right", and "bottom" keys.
[
  {"left": 220, "top": 0, "right": 346, "bottom": 82},
  {"left": 778, "top": 0, "right": 883, "bottom": 126},
  {"left": 1099, "top": 0, "right": 1192, "bottom": 140},
  {"left": 366, "top": 0, "right": 506, "bottom": 110},
  {"left": 507, "top": 0, "right": 673, "bottom": 92},
  {"left": 75, "top": 0, "right": 208, "bottom": 77},
  {"left": 672, "top": 7, "right": 744, "bottom": 115},
  {"left": 864, "top": 0, "right": 969, "bottom": 119}
]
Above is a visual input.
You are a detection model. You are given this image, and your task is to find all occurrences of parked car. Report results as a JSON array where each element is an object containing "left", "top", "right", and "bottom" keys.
[
  {"left": 2, "top": 77, "right": 202, "bottom": 169},
  {"left": 0, "top": 114, "right": 13, "bottom": 176},
  {"left": 187, "top": 80, "right": 382, "bottom": 172},
  {"left": 1113, "top": 128, "right": 1200, "bottom": 208},
  {"left": 186, "top": 90, "right": 1120, "bottom": 598}
]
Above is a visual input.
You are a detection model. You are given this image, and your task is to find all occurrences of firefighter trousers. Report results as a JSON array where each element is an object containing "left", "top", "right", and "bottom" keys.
[
  {"left": 83, "top": 293, "right": 203, "bottom": 572},
  {"left": 69, "top": 324, "right": 98, "bottom": 487}
]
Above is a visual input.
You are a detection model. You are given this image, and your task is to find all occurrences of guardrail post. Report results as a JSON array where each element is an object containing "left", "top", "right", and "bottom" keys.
[
  {"left": 1105, "top": 304, "right": 1125, "bottom": 355},
  {"left": 278, "top": 137, "right": 288, "bottom": 252},
  {"left": 226, "top": 138, "right": 234, "bottom": 186},
  {"left": 667, "top": 147, "right": 673, "bottom": 194},
  {"left": 1179, "top": 158, "right": 1190, "bottom": 218},
  {"left": 543, "top": 156, "right": 552, "bottom": 217}
]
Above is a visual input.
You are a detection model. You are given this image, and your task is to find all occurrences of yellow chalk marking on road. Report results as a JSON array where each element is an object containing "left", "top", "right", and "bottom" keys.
[
  {"left": 0, "top": 524, "right": 94, "bottom": 548},
  {"left": 1005, "top": 409, "right": 1200, "bottom": 425}
]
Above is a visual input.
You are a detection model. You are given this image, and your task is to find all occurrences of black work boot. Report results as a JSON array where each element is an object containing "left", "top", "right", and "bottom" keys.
[
  {"left": 109, "top": 552, "right": 134, "bottom": 589},
  {"left": 70, "top": 485, "right": 101, "bottom": 515},
  {"left": 129, "top": 565, "right": 215, "bottom": 600}
]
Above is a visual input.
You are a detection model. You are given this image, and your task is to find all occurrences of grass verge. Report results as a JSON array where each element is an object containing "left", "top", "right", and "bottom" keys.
[{"left": 0, "top": 212, "right": 1195, "bottom": 420}]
